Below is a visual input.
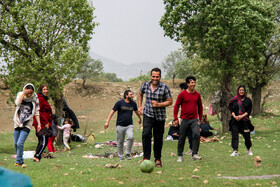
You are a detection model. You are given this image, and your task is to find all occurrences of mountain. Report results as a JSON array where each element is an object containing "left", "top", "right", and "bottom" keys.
[{"left": 90, "top": 53, "right": 163, "bottom": 81}]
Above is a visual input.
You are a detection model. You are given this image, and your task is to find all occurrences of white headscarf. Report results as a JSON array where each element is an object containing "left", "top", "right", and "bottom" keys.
[{"left": 22, "top": 83, "right": 36, "bottom": 102}]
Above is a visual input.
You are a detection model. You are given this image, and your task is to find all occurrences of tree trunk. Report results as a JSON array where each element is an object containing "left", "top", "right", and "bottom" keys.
[
  {"left": 220, "top": 73, "right": 233, "bottom": 133},
  {"left": 249, "top": 84, "right": 262, "bottom": 116},
  {"left": 172, "top": 75, "right": 176, "bottom": 88},
  {"left": 53, "top": 95, "right": 65, "bottom": 145},
  {"left": 82, "top": 79, "right": 86, "bottom": 89}
]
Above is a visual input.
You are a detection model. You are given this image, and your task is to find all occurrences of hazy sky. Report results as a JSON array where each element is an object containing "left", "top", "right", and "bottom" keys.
[{"left": 89, "top": 0, "right": 181, "bottom": 65}]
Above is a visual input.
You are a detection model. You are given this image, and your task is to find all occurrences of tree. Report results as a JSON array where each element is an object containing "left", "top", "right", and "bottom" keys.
[
  {"left": 175, "top": 56, "right": 196, "bottom": 79},
  {"left": 161, "top": 0, "right": 276, "bottom": 132},
  {"left": 0, "top": 0, "right": 97, "bottom": 117},
  {"left": 129, "top": 73, "right": 150, "bottom": 82},
  {"left": 162, "top": 50, "right": 185, "bottom": 87},
  {"left": 99, "top": 73, "right": 123, "bottom": 82},
  {"left": 242, "top": 1, "right": 280, "bottom": 116},
  {"left": 77, "top": 56, "right": 103, "bottom": 88}
]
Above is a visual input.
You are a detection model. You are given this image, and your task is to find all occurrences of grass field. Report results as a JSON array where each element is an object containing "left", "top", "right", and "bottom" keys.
[
  {"left": 0, "top": 112, "right": 279, "bottom": 187},
  {"left": 1, "top": 80, "right": 280, "bottom": 186}
]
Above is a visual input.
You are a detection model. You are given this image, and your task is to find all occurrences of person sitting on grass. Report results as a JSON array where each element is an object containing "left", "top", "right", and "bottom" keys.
[
  {"left": 200, "top": 115, "right": 219, "bottom": 138},
  {"left": 167, "top": 120, "right": 180, "bottom": 140},
  {"left": 57, "top": 118, "right": 72, "bottom": 151}
]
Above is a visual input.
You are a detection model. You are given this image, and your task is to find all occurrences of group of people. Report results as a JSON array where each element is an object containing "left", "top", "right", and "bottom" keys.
[
  {"left": 105, "top": 67, "right": 254, "bottom": 167},
  {"left": 13, "top": 67, "right": 254, "bottom": 167},
  {"left": 13, "top": 84, "right": 72, "bottom": 166}
]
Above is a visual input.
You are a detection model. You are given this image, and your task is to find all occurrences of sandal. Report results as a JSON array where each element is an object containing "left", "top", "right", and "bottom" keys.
[
  {"left": 155, "top": 159, "right": 162, "bottom": 167},
  {"left": 33, "top": 157, "right": 40, "bottom": 162}
]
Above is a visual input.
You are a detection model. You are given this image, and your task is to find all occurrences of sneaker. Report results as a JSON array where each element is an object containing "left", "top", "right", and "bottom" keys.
[
  {"left": 125, "top": 154, "right": 132, "bottom": 160},
  {"left": 185, "top": 149, "right": 192, "bottom": 155},
  {"left": 119, "top": 157, "right": 124, "bottom": 161},
  {"left": 248, "top": 149, "right": 253, "bottom": 156},
  {"left": 177, "top": 156, "right": 183, "bottom": 162},
  {"left": 192, "top": 154, "right": 202, "bottom": 160},
  {"left": 230, "top": 151, "right": 239, "bottom": 157},
  {"left": 14, "top": 163, "right": 22, "bottom": 166}
]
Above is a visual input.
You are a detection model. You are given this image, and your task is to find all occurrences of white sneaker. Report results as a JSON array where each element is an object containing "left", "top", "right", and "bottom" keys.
[
  {"left": 230, "top": 151, "right": 239, "bottom": 157},
  {"left": 248, "top": 149, "right": 253, "bottom": 156},
  {"left": 192, "top": 154, "right": 202, "bottom": 160},
  {"left": 177, "top": 156, "right": 183, "bottom": 162},
  {"left": 185, "top": 149, "right": 192, "bottom": 155}
]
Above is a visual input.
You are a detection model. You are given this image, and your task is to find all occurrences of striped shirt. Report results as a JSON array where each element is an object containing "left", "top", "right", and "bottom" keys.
[{"left": 140, "top": 81, "right": 172, "bottom": 121}]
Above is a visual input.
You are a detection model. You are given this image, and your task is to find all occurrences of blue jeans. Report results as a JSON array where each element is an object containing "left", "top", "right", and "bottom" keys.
[{"left": 14, "top": 129, "right": 30, "bottom": 164}]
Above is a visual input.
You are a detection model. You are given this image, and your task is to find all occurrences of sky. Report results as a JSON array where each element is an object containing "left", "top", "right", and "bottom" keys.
[{"left": 89, "top": 0, "right": 181, "bottom": 65}]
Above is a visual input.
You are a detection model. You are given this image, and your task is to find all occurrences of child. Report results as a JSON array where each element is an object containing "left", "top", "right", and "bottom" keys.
[
  {"left": 167, "top": 120, "right": 180, "bottom": 140},
  {"left": 57, "top": 118, "right": 72, "bottom": 151},
  {"left": 200, "top": 115, "right": 219, "bottom": 137}
]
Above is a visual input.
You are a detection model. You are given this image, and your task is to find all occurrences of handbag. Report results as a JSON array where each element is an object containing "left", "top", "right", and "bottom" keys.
[
  {"left": 38, "top": 127, "right": 53, "bottom": 137},
  {"left": 248, "top": 120, "right": 255, "bottom": 132}
]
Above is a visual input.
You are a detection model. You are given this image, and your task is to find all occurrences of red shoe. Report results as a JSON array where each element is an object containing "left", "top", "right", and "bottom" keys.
[{"left": 155, "top": 159, "right": 162, "bottom": 167}]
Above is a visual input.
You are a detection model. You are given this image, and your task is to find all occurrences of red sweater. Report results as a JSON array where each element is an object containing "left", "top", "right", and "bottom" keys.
[
  {"left": 33, "top": 93, "right": 53, "bottom": 131},
  {"left": 174, "top": 90, "right": 203, "bottom": 121}
]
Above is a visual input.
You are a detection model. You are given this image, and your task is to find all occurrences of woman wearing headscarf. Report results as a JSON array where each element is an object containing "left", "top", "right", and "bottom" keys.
[
  {"left": 13, "top": 83, "right": 40, "bottom": 166},
  {"left": 229, "top": 85, "right": 253, "bottom": 157},
  {"left": 33, "top": 84, "right": 54, "bottom": 162}
]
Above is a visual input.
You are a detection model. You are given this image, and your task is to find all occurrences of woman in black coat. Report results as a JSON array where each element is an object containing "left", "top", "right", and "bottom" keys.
[{"left": 229, "top": 85, "right": 253, "bottom": 157}]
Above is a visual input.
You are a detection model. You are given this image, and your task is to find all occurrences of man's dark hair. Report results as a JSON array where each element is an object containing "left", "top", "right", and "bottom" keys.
[
  {"left": 124, "top": 90, "right": 132, "bottom": 99},
  {"left": 150, "top": 67, "right": 161, "bottom": 76},
  {"left": 25, "top": 85, "right": 34, "bottom": 91},
  {"left": 179, "top": 82, "right": 188, "bottom": 90},
  {"left": 186, "top": 76, "right": 196, "bottom": 84}
]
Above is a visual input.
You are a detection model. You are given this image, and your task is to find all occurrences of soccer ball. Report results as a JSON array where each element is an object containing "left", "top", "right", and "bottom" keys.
[{"left": 139, "top": 160, "right": 154, "bottom": 173}]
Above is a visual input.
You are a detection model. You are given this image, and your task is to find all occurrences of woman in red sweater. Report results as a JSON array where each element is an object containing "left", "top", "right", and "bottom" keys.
[{"left": 33, "top": 84, "right": 54, "bottom": 162}]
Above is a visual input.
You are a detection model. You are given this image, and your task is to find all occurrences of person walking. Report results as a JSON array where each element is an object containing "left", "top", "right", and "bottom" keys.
[
  {"left": 13, "top": 83, "right": 40, "bottom": 166},
  {"left": 57, "top": 118, "right": 72, "bottom": 151},
  {"left": 138, "top": 67, "right": 173, "bottom": 167},
  {"left": 104, "top": 90, "right": 141, "bottom": 161},
  {"left": 33, "top": 84, "right": 54, "bottom": 162},
  {"left": 174, "top": 76, "right": 203, "bottom": 162},
  {"left": 229, "top": 85, "right": 253, "bottom": 156}
]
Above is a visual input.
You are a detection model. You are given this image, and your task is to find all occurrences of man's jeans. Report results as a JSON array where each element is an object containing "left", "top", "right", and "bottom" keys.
[
  {"left": 116, "top": 125, "right": 134, "bottom": 160},
  {"left": 14, "top": 129, "right": 30, "bottom": 164},
  {"left": 142, "top": 115, "right": 165, "bottom": 160},
  {"left": 177, "top": 119, "right": 200, "bottom": 156}
]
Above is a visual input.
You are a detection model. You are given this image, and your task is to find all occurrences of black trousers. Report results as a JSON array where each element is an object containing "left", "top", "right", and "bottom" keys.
[
  {"left": 142, "top": 115, "right": 165, "bottom": 160},
  {"left": 178, "top": 119, "right": 200, "bottom": 156},
  {"left": 34, "top": 133, "right": 49, "bottom": 160},
  {"left": 231, "top": 120, "right": 252, "bottom": 151}
]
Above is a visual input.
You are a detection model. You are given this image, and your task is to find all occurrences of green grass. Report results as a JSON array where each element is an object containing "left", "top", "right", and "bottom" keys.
[{"left": 1, "top": 114, "right": 280, "bottom": 186}]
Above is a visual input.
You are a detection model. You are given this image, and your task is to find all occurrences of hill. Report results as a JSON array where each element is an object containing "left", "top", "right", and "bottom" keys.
[{"left": 90, "top": 53, "right": 164, "bottom": 81}]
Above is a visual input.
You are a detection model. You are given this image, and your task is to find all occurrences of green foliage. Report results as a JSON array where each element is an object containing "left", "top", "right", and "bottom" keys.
[
  {"left": 241, "top": 1, "right": 280, "bottom": 89},
  {"left": 76, "top": 56, "right": 103, "bottom": 87},
  {"left": 0, "top": 0, "right": 97, "bottom": 101},
  {"left": 161, "top": 0, "right": 276, "bottom": 75},
  {"left": 175, "top": 56, "right": 197, "bottom": 79},
  {"left": 162, "top": 50, "right": 184, "bottom": 79},
  {"left": 161, "top": 0, "right": 278, "bottom": 131},
  {"left": 98, "top": 72, "right": 123, "bottom": 82},
  {"left": 129, "top": 73, "right": 150, "bottom": 82}
]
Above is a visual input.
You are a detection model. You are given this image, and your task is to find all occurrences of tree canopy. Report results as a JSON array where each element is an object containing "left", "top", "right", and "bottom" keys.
[
  {"left": 0, "top": 0, "right": 97, "bottom": 113},
  {"left": 76, "top": 56, "right": 103, "bottom": 88},
  {"left": 161, "top": 0, "right": 277, "bottom": 131}
]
